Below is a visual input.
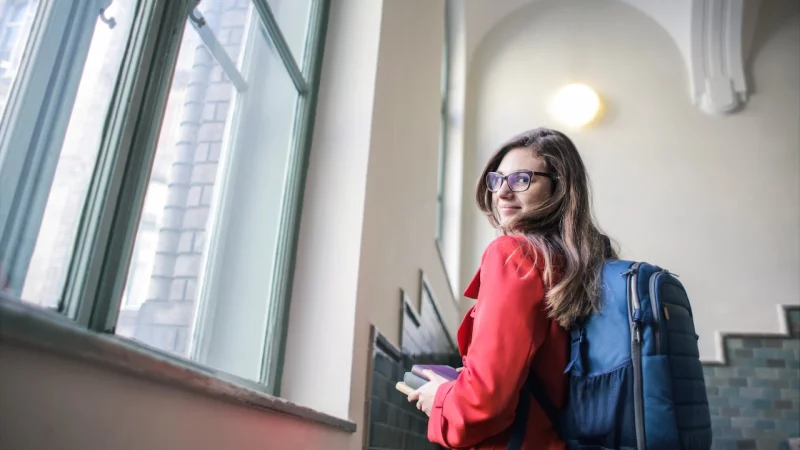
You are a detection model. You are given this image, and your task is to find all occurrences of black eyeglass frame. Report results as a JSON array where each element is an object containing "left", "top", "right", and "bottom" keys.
[{"left": 485, "top": 170, "right": 557, "bottom": 193}]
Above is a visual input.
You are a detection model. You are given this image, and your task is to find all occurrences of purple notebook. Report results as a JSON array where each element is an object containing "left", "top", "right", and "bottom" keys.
[{"left": 411, "top": 364, "right": 460, "bottom": 381}]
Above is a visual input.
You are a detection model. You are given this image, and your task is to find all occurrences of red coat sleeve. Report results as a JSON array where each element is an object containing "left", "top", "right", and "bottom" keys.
[{"left": 428, "top": 236, "right": 550, "bottom": 448}]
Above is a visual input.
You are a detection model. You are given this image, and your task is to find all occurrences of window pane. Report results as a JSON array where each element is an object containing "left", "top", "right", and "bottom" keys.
[
  {"left": 118, "top": 0, "right": 300, "bottom": 383},
  {"left": 266, "top": 0, "right": 311, "bottom": 65},
  {"left": 0, "top": 0, "right": 39, "bottom": 120},
  {"left": 1, "top": 1, "right": 137, "bottom": 308}
]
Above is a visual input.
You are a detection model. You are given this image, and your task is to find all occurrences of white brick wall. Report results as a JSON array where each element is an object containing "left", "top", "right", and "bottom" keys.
[{"left": 131, "top": 0, "right": 250, "bottom": 355}]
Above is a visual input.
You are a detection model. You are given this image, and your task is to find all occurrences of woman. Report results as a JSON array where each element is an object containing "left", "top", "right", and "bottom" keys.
[{"left": 408, "top": 127, "right": 615, "bottom": 449}]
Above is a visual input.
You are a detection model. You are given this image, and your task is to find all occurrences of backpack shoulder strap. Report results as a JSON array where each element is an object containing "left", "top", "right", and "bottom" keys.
[
  {"left": 524, "top": 371, "right": 563, "bottom": 440},
  {"left": 523, "top": 323, "right": 581, "bottom": 443}
]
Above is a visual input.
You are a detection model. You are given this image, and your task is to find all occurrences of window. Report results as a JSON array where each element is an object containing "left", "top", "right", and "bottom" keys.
[
  {"left": 435, "top": 0, "right": 463, "bottom": 301},
  {"left": 1, "top": 0, "right": 136, "bottom": 307},
  {"left": 0, "top": 0, "right": 328, "bottom": 395},
  {"left": 435, "top": 0, "right": 449, "bottom": 244},
  {"left": 20, "top": 0, "right": 137, "bottom": 309},
  {"left": 0, "top": 0, "right": 38, "bottom": 113}
]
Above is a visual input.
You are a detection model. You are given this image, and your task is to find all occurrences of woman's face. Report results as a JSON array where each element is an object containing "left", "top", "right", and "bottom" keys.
[{"left": 491, "top": 147, "right": 553, "bottom": 226}]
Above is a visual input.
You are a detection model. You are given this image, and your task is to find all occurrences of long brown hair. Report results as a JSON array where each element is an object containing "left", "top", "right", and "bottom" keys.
[{"left": 476, "top": 127, "right": 616, "bottom": 328}]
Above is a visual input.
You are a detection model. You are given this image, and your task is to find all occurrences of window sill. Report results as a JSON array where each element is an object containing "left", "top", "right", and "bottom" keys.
[{"left": 0, "top": 294, "right": 356, "bottom": 434}]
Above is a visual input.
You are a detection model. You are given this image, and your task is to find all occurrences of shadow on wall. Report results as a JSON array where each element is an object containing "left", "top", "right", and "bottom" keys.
[
  {"left": 703, "top": 306, "right": 800, "bottom": 450},
  {"left": 745, "top": 0, "right": 800, "bottom": 96}
]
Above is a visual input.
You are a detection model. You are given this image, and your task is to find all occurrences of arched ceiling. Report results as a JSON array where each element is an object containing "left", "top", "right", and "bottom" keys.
[{"left": 461, "top": 0, "right": 761, "bottom": 115}]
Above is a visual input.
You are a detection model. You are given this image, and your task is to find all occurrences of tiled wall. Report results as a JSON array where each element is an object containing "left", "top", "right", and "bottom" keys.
[
  {"left": 703, "top": 306, "right": 800, "bottom": 450},
  {"left": 366, "top": 294, "right": 800, "bottom": 450},
  {"left": 368, "top": 338, "right": 438, "bottom": 450},
  {"left": 364, "top": 282, "right": 460, "bottom": 450}
]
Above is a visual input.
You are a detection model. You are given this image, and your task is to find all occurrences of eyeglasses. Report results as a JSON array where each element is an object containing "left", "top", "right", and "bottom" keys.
[{"left": 485, "top": 170, "right": 556, "bottom": 192}]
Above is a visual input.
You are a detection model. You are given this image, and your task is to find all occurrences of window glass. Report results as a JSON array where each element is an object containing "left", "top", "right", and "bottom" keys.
[
  {"left": 266, "top": 0, "right": 312, "bottom": 65},
  {"left": 0, "top": 0, "right": 137, "bottom": 308},
  {"left": 0, "top": 0, "right": 39, "bottom": 118},
  {"left": 117, "top": 0, "right": 299, "bottom": 383}
]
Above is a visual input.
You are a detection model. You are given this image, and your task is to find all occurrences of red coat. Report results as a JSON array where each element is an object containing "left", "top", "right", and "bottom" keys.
[{"left": 427, "top": 235, "right": 569, "bottom": 450}]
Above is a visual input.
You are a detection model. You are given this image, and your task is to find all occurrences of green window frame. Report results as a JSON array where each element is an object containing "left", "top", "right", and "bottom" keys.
[
  {"left": 0, "top": 0, "right": 330, "bottom": 398},
  {"left": 435, "top": 0, "right": 450, "bottom": 245}
]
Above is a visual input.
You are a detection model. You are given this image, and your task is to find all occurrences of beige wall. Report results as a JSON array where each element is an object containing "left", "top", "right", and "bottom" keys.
[
  {"left": 462, "top": 0, "right": 800, "bottom": 360},
  {"left": 281, "top": 0, "right": 382, "bottom": 422},
  {"left": 285, "top": 0, "right": 459, "bottom": 444},
  {"left": 0, "top": 345, "right": 353, "bottom": 450},
  {"left": 360, "top": 0, "right": 459, "bottom": 352}
]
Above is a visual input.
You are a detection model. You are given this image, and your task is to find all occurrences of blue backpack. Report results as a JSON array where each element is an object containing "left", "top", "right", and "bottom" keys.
[{"left": 515, "top": 260, "right": 713, "bottom": 450}]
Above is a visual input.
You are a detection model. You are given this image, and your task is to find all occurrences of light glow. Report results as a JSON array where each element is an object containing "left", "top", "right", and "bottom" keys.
[{"left": 550, "top": 83, "right": 601, "bottom": 127}]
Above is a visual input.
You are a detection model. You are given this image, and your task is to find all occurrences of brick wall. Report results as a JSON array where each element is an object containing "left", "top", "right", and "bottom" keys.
[
  {"left": 131, "top": 0, "right": 249, "bottom": 355},
  {"left": 364, "top": 283, "right": 460, "bottom": 450},
  {"left": 703, "top": 306, "right": 800, "bottom": 450}
]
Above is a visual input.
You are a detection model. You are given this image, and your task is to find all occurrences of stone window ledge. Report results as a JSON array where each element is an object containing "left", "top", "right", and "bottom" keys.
[{"left": 0, "top": 295, "right": 356, "bottom": 434}]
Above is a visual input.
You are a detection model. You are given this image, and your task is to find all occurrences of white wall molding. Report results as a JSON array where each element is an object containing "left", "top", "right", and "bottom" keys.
[
  {"left": 705, "top": 304, "right": 798, "bottom": 365},
  {"left": 689, "top": 0, "right": 748, "bottom": 114},
  {"left": 466, "top": 0, "right": 760, "bottom": 115}
]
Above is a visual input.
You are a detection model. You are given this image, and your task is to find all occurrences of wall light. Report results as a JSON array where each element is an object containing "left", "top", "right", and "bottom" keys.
[{"left": 550, "top": 83, "right": 601, "bottom": 128}]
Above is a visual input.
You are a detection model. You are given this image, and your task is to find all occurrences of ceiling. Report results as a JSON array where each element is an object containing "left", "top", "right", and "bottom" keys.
[{"left": 455, "top": 0, "right": 763, "bottom": 114}]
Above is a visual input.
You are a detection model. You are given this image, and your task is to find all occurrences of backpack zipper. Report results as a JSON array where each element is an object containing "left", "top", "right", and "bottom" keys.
[
  {"left": 627, "top": 264, "right": 643, "bottom": 344},
  {"left": 649, "top": 271, "right": 663, "bottom": 355},
  {"left": 627, "top": 263, "right": 646, "bottom": 450}
]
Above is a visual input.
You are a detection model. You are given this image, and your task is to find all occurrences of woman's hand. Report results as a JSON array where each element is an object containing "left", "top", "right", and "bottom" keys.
[{"left": 407, "top": 370, "right": 453, "bottom": 416}]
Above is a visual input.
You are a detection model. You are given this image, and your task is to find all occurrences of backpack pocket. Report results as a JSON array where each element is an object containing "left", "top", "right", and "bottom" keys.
[{"left": 568, "top": 360, "right": 637, "bottom": 448}]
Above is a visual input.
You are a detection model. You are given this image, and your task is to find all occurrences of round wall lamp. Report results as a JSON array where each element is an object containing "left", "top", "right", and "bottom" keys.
[{"left": 550, "top": 83, "right": 602, "bottom": 128}]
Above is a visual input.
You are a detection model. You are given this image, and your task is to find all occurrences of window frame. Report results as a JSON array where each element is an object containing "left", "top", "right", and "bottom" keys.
[
  {"left": 434, "top": 0, "right": 450, "bottom": 245},
  {"left": 256, "top": 0, "right": 330, "bottom": 396},
  {"left": 434, "top": 0, "right": 460, "bottom": 303},
  {"left": 185, "top": 0, "right": 316, "bottom": 390},
  {"left": 61, "top": 0, "right": 198, "bottom": 330},
  {"left": 0, "top": 0, "right": 112, "bottom": 302},
  {"left": 182, "top": 0, "right": 331, "bottom": 394},
  {"left": 0, "top": 0, "right": 333, "bottom": 401}
]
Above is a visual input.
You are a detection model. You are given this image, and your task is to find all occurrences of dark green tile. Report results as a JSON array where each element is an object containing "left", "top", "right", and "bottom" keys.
[
  {"left": 753, "top": 399, "right": 773, "bottom": 410},
  {"left": 774, "top": 399, "right": 793, "bottom": 409},
  {"left": 728, "top": 377, "right": 748, "bottom": 387},
  {"left": 767, "top": 358, "right": 787, "bottom": 368},
  {"left": 742, "top": 339, "right": 762, "bottom": 349},
  {"left": 719, "top": 406, "right": 740, "bottom": 417},
  {"left": 755, "top": 420, "right": 776, "bottom": 429},
  {"left": 760, "top": 388, "right": 782, "bottom": 400}
]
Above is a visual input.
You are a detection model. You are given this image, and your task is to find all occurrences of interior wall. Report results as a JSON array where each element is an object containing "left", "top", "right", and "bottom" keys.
[
  {"left": 0, "top": 344, "right": 353, "bottom": 450},
  {"left": 286, "top": 0, "right": 461, "bottom": 443},
  {"left": 359, "top": 0, "right": 458, "bottom": 352},
  {"left": 462, "top": 0, "right": 800, "bottom": 360},
  {"left": 351, "top": 0, "right": 461, "bottom": 435},
  {"left": 281, "top": 0, "right": 381, "bottom": 422}
]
